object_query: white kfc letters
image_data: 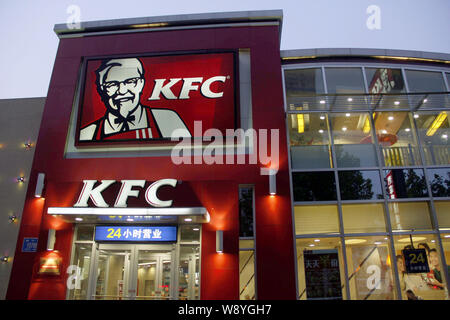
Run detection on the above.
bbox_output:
[74,179,177,208]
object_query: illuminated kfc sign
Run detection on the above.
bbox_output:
[76,52,236,144]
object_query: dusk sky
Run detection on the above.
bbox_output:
[1,0,449,99]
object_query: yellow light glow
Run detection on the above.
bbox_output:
[426,112,448,136]
[297,114,304,133]
[363,116,371,134]
[398,236,427,243]
[345,239,367,245]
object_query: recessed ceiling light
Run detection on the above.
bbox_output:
[398,236,427,243]
[345,239,367,245]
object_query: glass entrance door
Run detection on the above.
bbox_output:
[89,244,174,300]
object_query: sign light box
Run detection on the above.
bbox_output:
[95,225,177,242]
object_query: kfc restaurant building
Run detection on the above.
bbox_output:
[6,10,450,301]
[6,10,294,300]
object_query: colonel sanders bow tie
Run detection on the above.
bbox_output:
[114,115,136,132]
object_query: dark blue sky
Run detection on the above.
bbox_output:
[1,0,449,99]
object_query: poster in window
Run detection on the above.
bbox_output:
[303,249,342,300]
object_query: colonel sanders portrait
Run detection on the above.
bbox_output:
[79,58,191,141]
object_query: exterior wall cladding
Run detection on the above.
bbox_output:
[6,11,296,300]
[4,10,450,300]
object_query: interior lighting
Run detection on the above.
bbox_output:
[345,239,367,245]
[17,176,25,183]
[24,142,33,149]
[75,217,83,222]
[398,236,427,243]
[381,130,388,134]
[320,115,325,120]
[297,114,304,133]
[347,98,353,102]
[394,101,400,105]
[426,112,447,136]
[320,100,326,104]
[405,128,411,132]
[319,129,324,133]
[388,116,394,121]
[314,239,320,242]
[423,99,428,103]
[363,116,371,134]
[442,134,448,139]
[413,114,419,119]
[342,127,347,132]
[184,218,193,222]
[345,113,351,117]
[1,256,9,263]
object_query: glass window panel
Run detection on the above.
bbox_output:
[239,187,254,237]
[325,68,365,94]
[95,249,131,300]
[296,237,346,300]
[239,239,254,249]
[366,68,405,94]
[180,225,200,242]
[338,170,383,200]
[388,202,432,231]
[178,245,200,300]
[394,234,447,300]
[374,112,421,166]
[285,68,325,96]
[289,113,332,169]
[342,203,386,233]
[405,70,446,92]
[435,201,450,228]
[384,169,428,199]
[331,113,378,167]
[285,68,326,111]
[439,233,450,291]
[292,172,337,201]
[428,168,450,197]
[294,205,340,235]
[76,225,94,241]
[414,111,450,166]
[239,250,256,300]
[344,236,396,300]
[67,243,92,300]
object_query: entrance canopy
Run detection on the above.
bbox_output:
[47,207,210,224]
